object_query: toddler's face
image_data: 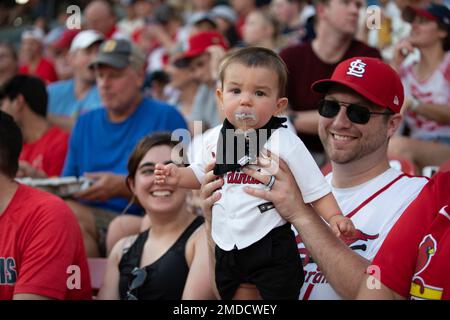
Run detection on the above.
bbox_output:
[217,63,287,130]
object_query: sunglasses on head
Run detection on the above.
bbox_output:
[318,99,394,125]
[126,267,147,300]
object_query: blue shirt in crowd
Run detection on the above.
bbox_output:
[47,79,101,118]
[62,97,188,214]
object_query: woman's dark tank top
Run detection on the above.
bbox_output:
[118,216,204,300]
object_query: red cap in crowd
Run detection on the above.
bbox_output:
[311,57,404,113]
[402,3,450,30]
[182,30,228,60]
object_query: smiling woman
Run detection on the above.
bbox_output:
[97,132,215,300]
[388,3,450,170]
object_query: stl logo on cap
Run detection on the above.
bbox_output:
[103,40,117,53]
[346,59,367,78]
[311,56,404,113]
[393,96,400,106]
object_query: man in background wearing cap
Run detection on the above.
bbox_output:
[203,57,429,299]
[280,0,381,163]
[62,39,187,257]
[176,30,228,131]
[18,28,58,84]
[0,75,69,178]
[47,30,104,132]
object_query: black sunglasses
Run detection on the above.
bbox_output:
[318,99,394,125]
[126,267,147,300]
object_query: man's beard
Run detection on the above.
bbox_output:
[320,129,388,165]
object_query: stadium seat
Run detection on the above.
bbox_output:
[388,156,418,176]
[421,159,450,177]
[88,258,107,298]
[422,166,439,177]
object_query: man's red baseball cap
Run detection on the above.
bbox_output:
[175,30,228,66]
[311,57,404,113]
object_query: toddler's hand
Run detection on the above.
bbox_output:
[329,215,356,238]
[154,163,180,186]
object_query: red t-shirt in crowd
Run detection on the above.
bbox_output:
[19,57,58,84]
[373,172,450,300]
[0,184,92,300]
[19,126,69,177]
[279,40,381,152]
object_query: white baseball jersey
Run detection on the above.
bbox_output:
[189,126,331,251]
[296,168,429,300]
[400,51,450,141]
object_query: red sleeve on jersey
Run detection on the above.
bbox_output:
[372,175,439,297]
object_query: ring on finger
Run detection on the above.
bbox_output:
[266,175,276,190]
